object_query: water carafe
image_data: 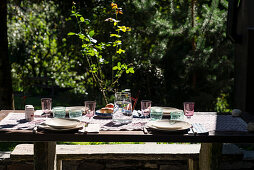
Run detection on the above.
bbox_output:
[113,92,132,124]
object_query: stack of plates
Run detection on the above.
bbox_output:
[38,118,82,131]
[160,107,183,115]
[146,119,191,132]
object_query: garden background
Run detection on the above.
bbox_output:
[1,0,234,150]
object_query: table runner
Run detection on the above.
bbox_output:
[0,113,147,131]
[0,112,248,132]
[184,114,247,132]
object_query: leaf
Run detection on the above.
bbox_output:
[116,49,125,54]
[117,62,121,67]
[78,34,85,40]
[113,66,118,70]
[80,17,85,22]
[89,30,95,37]
[110,34,121,38]
[67,32,76,36]
[128,67,134,73]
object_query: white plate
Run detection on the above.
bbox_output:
[155,107,183,115]
[147,120,191,131]
[44,118,81,129]
[38,123,83,131]
[66,106,86,113]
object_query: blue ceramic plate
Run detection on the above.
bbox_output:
[95,110,112,118]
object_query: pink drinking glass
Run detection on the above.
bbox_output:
[41,98,52,118]
[85,101,96,121]
[141,100,152,119]
[184,102,195,119]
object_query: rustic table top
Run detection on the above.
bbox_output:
[1,110,254,143]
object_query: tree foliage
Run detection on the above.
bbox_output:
[7,0,234,111]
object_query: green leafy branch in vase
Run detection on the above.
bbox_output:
[68,2,134,104]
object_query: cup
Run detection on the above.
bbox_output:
[184,102,195,118]
[52,106,66,118]
[170,111,184,121]
[85,101,96,119]
[113,92,132,124]
[41,98,52,117]
[150,107,163,120]
[69,109,82,119]
[141,100,152,118]
[25,105,34,121]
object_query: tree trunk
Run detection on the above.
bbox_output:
[0,0,14,110]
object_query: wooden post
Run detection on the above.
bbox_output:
[57,159,62,170]
[0,0,14,110]
[199,143,222,170]
[34,142,57,170]
[188,158,199,170]
[234,0,254,112]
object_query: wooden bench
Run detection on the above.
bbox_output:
[10,143,243,170]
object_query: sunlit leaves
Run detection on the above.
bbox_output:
[117,26,131,32]
[89,30,95,37]
[116,49,125,54]
[68,2,134,102]
[110,34,121,38]
[80,17,85,22]
[113,40,122,47]
[67,32,76,36]
[126,67,134,74]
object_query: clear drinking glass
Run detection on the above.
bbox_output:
[141,100,152,119]
[69,109,82,119]
[85,101,96,121]
[184,102,195,118]
[150,107,163,121]
[52,106,66,118]
[113,92,132,124]
[41,98,52,118]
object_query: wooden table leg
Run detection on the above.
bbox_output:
[199,143,222,170]
[34,142,57,170]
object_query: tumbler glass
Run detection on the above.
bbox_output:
[52,107,66,118]
[85,101,96,121]
[41,98,52,118]
[184,102,195,119]
[141,100,152,119]
[69,109,82,119]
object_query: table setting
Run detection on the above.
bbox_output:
[0,91,249,136]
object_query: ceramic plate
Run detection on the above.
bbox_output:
[66,106,86,113]
[95,110,112,118]
[154,107,183,115]
[147,120,191,131]
[44,118,81,129]
[38,123,82,131]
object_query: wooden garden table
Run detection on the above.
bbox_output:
[0,110,254,170]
